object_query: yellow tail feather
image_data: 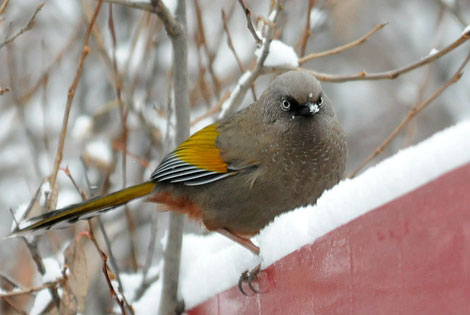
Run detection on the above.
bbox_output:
[12,181,156,236]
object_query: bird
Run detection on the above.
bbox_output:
[11,70,347,256]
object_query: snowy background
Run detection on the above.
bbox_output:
[0,0,469,313]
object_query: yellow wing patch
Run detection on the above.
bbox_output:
[174,123,228,173]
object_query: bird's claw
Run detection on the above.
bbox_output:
[238,264,261,296]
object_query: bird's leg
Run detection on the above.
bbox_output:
[216,228,262,295]
[216,228,259,255]
[238,263,261,296]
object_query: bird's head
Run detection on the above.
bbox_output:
[260,71,332,122]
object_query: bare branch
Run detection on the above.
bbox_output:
[222,9,246,73]
[222,9,257,101]
[299,23,387,64]
[438,0,468,26]
[158,0,189,314]
[220,0,283,117]
[300,30,470,82]
[0,0,10,14]
[0,279,64,298]
[238,0,262,44]
[86,227,132,315]
[194,0,221,99]
[297,0,316,57]
[349,50,470,178]
[191,90,231,126]
[49,0,104,201]
[103,0,155,13]
[0,2,45,50]
[151,0,181,37]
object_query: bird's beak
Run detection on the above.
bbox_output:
[298,102,320,116]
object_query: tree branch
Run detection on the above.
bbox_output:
[220,0,283,117]
[0,2,45,50]
[156,0,189,314]
[349,49,470,178]
[300,30,470,82]
[49,0,103,203]
[299,23,387,64]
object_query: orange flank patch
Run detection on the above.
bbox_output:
[147,192,203,223]
[174,124,228,173]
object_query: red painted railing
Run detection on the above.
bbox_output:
[188,163,470,315]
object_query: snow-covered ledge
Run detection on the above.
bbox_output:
[131,120,470,311]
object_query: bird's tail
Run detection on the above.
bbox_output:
[11,181,156,237]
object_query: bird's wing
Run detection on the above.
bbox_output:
[151,123,239,186]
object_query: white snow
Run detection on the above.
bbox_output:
[85,140,113,165]
[259,120,470,267]
[268,10,277,22]
[72,115,93,141]
[442,0,456,8]
[115,265,161,313]
[162,0,177,15]
[428,48,439,56]
[132,276,162,313]
[42,257,63,282]
[463,24,470,36]
[30,289,52,315]
[0,108,16,144]
[256,40,299,68]
[177,120,470,309]
[10,203,29,231]
[310,8,327,31]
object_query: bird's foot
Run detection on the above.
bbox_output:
[238,263,261,296]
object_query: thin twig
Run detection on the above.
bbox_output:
[15,25,80,105]
[49,0,103,202]
[238,0,262,44]
[194,0,221,99]
[0,279,64,298]
[8,182,62,308]
[103,0,156,14]
[299,23,386,64]
[349,50,470,178]
[150,0,181,37]
[438,0,468,26]
[300,30,470,82]
[191,90,230,126]
[220,0,283,117]
[297,0,315,57]
[78,157,134,314]
[0,2,45,50]
[221,9,257,101]
[86,226,131,315]
[61,166,87,200]
[222,9,246,73]
[0,0,10,15]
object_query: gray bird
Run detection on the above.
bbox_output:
[11,71,347,255]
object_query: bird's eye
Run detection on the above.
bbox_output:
[318,95,324,106]
[280,99,291,111]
